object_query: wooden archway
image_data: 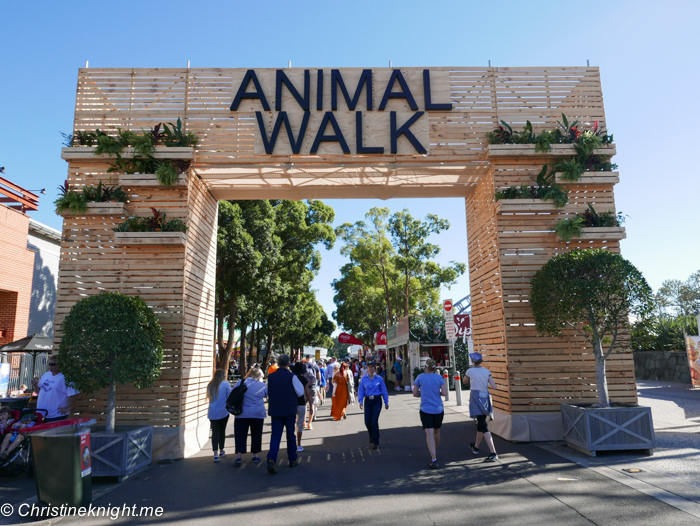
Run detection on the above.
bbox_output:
[57,66,632,457]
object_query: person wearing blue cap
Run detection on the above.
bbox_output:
[358,361,389,449]
[463,352,498,462]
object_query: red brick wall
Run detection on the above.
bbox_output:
[0,205,35,345]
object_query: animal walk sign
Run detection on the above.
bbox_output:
[230,68,453,156]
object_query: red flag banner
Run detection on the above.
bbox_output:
[338,333,365,346]
[375,332,387,345]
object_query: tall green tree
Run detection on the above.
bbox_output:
[388,209,466,317]
[336,208,400,321]
[530,249,654,407]
[215,200,278,373]
[656,270,700,316]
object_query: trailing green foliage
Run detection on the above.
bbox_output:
[530,248,654,406]
[154,161,180,186]
[54,181,128,214]
[494,165,569,207]
[59,292,164,433]
[113,208,188,233]
[554,204,625,241]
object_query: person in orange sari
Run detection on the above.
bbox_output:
[331,362,352,420]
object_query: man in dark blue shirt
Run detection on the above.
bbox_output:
[358,361,389,449]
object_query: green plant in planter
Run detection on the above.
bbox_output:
[494,166,569,207]
[59,292,164,433]
[113,208,188,233]
[155,161,180,186]
[554,204,625,241]
[530,249,653,407]
[54,183,87,214]
[162,118,199,147]
[55,182,129,215]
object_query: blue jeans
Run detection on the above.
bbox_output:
[267,415,297,463]
[364,398,383,445]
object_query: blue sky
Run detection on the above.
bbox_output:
[2,1,698,333]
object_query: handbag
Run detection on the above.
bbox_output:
[226,380,247,416]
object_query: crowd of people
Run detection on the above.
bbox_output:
[206,351,499,472]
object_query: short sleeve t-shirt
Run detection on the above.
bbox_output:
[466,367,492,393]
[394,362,402,376]
[413,372,445,414]
[37,372,79,419]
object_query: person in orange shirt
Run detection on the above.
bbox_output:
[267,357,279,376]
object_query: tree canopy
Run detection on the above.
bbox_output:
[334,207,465,339]
[59,292,163,432]
[530,249,653,407]
[216,199,336,371]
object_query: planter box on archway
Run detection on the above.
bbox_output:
[496,199,561,213]
[487,144,616,158]
[61,147,195,161]
[118,174,188,188]
[555,172,620,185]
[561,403,655,457]
[579,227,626,241]
[114,232,187,246]
[60,202,127,217]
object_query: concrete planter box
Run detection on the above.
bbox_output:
[90,425,153,481]
[561,403,655,457]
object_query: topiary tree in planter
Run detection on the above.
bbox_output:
[59,292,164,433]
[530,248,653,407]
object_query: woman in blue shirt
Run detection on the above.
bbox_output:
[358,361,389,449]
[412,359,448,469]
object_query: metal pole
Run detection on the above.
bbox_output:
[443,368,450,402]
[455,367,463,406]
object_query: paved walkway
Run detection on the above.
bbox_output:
[2,382,699,525]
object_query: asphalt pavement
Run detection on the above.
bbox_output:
[1,382,699,525]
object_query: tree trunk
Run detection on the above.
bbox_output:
[239,319,248,374]
[262,332,274,376]
[594,337,610,407]
[404,268,410,317]
[106,380,117,434]
[255,324,262,363]
[218,296,237,372]
[248,321,257,366]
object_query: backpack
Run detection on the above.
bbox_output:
[304,364,318,387]
[226,380,247,416]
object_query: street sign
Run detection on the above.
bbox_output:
[443,299,455,340]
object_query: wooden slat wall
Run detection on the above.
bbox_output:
[492,157,635,413]
[180,176,218,425]
[55,162,191,426]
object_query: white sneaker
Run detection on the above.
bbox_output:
[297,445,304,452]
